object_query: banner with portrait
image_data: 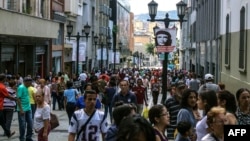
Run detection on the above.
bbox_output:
[154,28,176,47]
[154,28,177,53]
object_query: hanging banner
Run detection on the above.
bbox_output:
[116,52,120,64]
[108,49,113,63]
[97,48,107,60]
[72,41,76,61]
[110,52,120,63]
[79,42,86,61]
[155,28,177,53]
[72,41,86,61]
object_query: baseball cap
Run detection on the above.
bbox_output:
[204,74,214,80]
[24,77,33,82]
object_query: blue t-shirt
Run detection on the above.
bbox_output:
[64,88,77,103]
[75,96,101,109]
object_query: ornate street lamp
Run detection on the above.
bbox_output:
[147,0,187,104]
[148,0,158,21]
[67,22,91,75]
[176,1,187,28]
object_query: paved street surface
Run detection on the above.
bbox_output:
[0,90,170,141]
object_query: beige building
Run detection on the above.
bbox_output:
[0,0,63,77]
[220,0,250,93]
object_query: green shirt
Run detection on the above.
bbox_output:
[17,84,31,111]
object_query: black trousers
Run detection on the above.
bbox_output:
[0,110,11,136]
[66,102,76,124]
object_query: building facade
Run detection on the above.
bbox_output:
[0,0,62,78]
[220,0,250,93]
[182,0,221,83]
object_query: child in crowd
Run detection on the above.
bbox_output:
[175,121,192,141]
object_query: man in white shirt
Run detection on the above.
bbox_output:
[78,71,88,94]
[68,90,108,141]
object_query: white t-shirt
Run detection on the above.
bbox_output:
[34,104,50,131]
[68,109,108,141]
[196,116,208,141]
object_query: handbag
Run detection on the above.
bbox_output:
[50,112,59,130]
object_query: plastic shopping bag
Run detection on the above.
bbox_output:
[142,106,149,119]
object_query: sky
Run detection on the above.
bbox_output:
[129,0,181,15]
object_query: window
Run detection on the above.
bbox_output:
[7,0,16,11]
[239,7,247,71]
[52,24,63,45]
[225,14,230,68]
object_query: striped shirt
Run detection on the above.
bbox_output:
[165,95,181,139]
[4,87,16,110]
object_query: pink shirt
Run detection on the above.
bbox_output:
[37,85,51,105]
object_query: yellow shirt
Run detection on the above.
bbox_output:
[28,86,37,104]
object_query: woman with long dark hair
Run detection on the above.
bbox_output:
[176,89,198,141]
[217,90,237,125]
[196,90,218,141]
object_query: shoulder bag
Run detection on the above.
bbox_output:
[50,112,59,130]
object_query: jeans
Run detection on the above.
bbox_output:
[0,110,11,136]
[152,91,159,105]
[52,92,60,110]
[18,110,33,141]
[30,104,36,119]
[104,104,112,123]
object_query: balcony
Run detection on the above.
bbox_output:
[65,0,80,16]
[0,9,59,38]
[52,11,66,23]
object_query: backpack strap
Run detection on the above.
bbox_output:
[99,111,106,132]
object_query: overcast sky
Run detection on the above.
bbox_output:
[129,0,181,15]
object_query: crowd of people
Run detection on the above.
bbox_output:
[0,68,250,141]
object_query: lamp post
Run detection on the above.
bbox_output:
[93,35,98,69]
[118,41,122,69]
[93,34,112,72]
[107,37,112,69]
[114,41,122,72]
[148,0,187,104]
[67,22,91,75]
[100,36,104,72]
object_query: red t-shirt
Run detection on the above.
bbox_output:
[0,83,9,110]
[132,86,146,104]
